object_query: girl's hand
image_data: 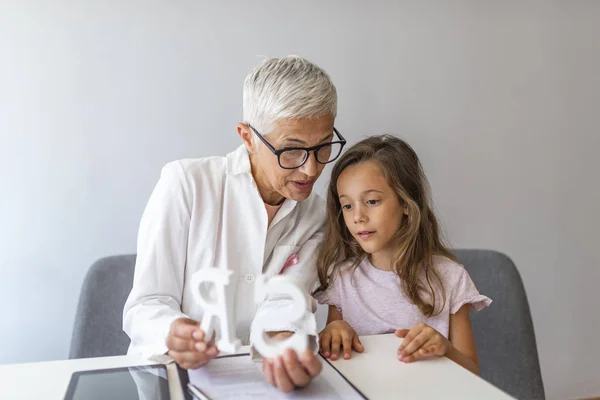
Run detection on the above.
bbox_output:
[395,323,451,363]
[318,320,364,360]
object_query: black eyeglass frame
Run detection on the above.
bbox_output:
[248,124,347,170]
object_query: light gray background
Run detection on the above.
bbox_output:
[1,1,598,399]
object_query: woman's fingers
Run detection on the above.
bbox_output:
[169,349,214,369]
[282,349,311,387]
[262,349,322,392]
[272,356,295,393]
[166,319,220,370]
[299,350,323,378]
[263,359,275,386]
[166,334,195,352]
[171,318,202,340]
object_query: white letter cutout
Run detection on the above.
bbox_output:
[250,274,310,358]
[190,267,240,353]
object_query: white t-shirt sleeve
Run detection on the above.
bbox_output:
[450,267,492,314]
[314,271,344,314]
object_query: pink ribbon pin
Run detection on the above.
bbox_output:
[279,253,299,274]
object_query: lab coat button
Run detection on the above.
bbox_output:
[243,273,255,283]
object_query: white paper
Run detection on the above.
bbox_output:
[188,354,363,400]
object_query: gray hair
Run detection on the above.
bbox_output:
[243,55,337,137]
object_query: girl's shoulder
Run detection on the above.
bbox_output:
[314,258,361,305]
[432,255,492,313]
[432,255,468,285]
[332,258,358,276]
[327,258,365,283]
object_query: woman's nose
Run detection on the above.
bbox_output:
[298,152,319,177]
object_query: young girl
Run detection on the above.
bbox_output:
[314,135,491,375]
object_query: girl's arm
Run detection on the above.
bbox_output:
[446,304,480,375]
[326,305,343,324]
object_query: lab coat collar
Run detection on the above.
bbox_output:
[226,145,300,218]
[227,144,252,176]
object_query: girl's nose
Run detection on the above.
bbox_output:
[353,207,367,224]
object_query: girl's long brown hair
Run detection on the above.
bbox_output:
[315,135,456,316]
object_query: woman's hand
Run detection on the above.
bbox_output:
[395,323,451,363]
[319,320,364,360]
[165,318,220,369]
[262,348,323,393]
[260,331,322,393]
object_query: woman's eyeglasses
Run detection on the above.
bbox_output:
[249,125,346,170]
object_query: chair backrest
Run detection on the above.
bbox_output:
[69,255,136,359]
[454,249,545,400]
[69,250,545,399]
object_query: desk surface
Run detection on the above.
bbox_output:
[329,334,513,399]
[0,334,513,400]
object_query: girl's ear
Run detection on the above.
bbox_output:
[403,205,409,215]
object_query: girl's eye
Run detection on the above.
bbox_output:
[341,204,352,210]
[366,199,380,205]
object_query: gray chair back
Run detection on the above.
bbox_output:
[455,249,545,400]
[69,255,136,359]
[69,250,544,399]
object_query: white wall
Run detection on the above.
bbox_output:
[1,1,598,398]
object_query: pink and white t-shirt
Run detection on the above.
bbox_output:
[314,256,492,338]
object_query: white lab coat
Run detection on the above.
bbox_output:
[123,145,325,357]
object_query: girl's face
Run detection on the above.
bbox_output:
[337,160,405,265]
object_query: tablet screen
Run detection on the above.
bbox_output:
[63,364,170,400]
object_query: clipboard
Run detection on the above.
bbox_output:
[176,352,367,399]
[176,354,249,400]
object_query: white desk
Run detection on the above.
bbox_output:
[0,334,513,399]
[330,334,513,399]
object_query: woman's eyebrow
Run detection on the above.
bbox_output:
[282,132,334,146]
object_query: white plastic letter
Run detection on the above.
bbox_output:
[250,274,310,358]
[190,267,241,353]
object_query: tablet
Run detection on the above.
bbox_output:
[63,364,170,400]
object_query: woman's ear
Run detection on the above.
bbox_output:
[237,123,255,153]
[403,204,409,215]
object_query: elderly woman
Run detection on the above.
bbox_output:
[123,56,345,392]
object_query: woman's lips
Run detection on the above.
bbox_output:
[292,180,314,191]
